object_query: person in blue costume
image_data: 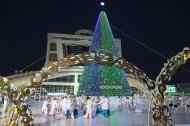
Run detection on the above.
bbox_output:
[96,96,103,115]
[98,96,109,118]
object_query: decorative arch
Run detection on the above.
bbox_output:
[0,47,189,126]
[150,47,190,126]
[30,87,48,101]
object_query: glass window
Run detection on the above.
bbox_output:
[42,85,74,95]
[80,33,91,36]
[50,43,57,51]
[45,75,75,83]
[67,45,89,55]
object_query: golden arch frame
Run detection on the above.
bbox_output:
[0,47,190,126]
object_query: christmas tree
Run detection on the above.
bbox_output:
[77,11,132,96]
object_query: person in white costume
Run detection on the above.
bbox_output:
[124,96,131,112]
[57,97,62,112]
[91,97,98,116]
[118,96,123,111]
[41,97,50,115]
[134,95,143,112]
[81,96,86,111]
[81,96,87,115]
[49,97,58,116]
[84,96,93,119]
[60,96,67,118]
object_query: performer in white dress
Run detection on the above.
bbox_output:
[49,97,58,116]
[60,96,67,117]
[84,96,93,119]
[118,96,123,111]
[42,97,50,115]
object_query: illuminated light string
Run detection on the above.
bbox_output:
[111,24,190,73]
[20,56,46,71]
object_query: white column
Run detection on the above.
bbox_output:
[56,42,64,60]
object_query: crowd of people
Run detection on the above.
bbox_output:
[1,93,190,120]
[41,94,148,119]
[165,95,190,110]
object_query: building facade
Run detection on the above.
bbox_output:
[42,29,123,95]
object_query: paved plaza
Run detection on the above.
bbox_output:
[1,102,190,126]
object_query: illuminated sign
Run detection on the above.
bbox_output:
[166,85,176,92]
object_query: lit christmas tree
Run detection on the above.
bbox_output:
[77,11,132,96]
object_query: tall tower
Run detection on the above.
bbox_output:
[78,11,132,96]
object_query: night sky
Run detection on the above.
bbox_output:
[0,0,190,83]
